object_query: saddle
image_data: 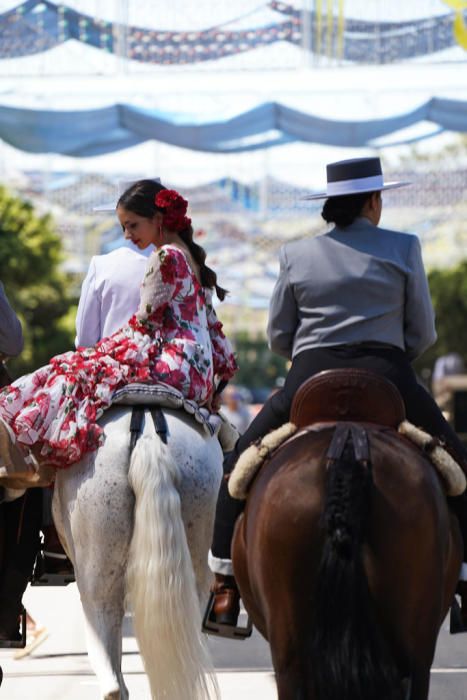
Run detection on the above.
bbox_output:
[112,382,239,451]
[228,369,465,499]
[290,368,405,429]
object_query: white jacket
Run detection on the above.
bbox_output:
[75,247,149,347]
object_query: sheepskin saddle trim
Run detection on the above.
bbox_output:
[398,420,466,496]
[228,418,467,501]
[228,422,298,500]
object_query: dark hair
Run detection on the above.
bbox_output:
[321,191,377,228]
[118,179,227,301]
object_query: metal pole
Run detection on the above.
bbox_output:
[301,0,313,68]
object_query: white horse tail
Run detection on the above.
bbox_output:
[126,429,219,700]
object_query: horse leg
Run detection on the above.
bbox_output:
[407,663,431,700]
[178,463,220,607]
[54,458,133,700]
[275,664,308,700]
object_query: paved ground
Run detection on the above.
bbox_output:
[1,583,467,699]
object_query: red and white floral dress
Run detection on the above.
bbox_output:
[0,245,237,468]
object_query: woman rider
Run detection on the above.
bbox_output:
[208,156,467,630]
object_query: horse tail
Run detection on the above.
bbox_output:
[125,429,219,700]
[309,432,403,700]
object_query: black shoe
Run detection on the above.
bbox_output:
[0,609,26,648]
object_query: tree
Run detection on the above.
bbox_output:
[0,186,76,377]
[413,262,467,375]
[232,332,288,395]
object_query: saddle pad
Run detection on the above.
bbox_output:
[112,382,239,449]
[228,422,298,500]
[228,419,466,500]
[399,420,466,496]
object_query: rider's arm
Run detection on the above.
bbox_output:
[267,246,298,360]
[404,235,437,361]
[75,257,102,348]
[0,282,23,357]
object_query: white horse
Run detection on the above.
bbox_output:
[52,403,223,700]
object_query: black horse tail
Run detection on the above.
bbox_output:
[309,432,403,700]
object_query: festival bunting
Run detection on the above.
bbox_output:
[0,98,465,156]
[0,0,464,65]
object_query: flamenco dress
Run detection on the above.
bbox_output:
[0,245,237,468]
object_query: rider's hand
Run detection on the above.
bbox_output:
[206,393,222,413]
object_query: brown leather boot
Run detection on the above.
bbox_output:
[211,573,240,626]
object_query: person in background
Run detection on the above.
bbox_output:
[0,282,23,360]
[432,352,467,423]
[75,243,149,348]
[220,385,252,434]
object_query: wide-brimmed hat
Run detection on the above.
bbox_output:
[304,157,410,200]
[93,178,161,212]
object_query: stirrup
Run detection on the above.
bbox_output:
[0,608,26,649]
[201,591,253,640]
[30,550,75,587]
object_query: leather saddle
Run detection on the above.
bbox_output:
[290,368,406,429]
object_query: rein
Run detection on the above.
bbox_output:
[129,406,168,453]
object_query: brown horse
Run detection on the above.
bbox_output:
[232,370,462,700]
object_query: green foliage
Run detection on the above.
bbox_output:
[233,332,288,390]
[0,186,77,377]
[414,261,467,373]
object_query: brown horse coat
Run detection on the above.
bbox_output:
[232,425,462,700]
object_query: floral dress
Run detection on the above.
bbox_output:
[0,245,237,468]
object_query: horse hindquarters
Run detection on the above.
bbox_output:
[125,425,218,700]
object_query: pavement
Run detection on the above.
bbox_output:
[0,583,467,699]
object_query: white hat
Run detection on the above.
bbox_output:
[304,158,410,200]
[93,178,161,212]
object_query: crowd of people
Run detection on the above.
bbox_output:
[1,158,467,649]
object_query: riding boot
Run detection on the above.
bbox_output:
[210,573,240,626]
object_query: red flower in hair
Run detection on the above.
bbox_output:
[155,189,192,232]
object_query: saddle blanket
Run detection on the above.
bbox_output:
[112,382,239,450]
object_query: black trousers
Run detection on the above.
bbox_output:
[211,345,467,561]
[0,489,42,636]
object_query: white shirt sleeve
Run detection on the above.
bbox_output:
[75,258,102,348]
[0,282,23,357]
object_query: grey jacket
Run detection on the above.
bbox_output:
[0,282,23,357]
[267,217,436,362]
